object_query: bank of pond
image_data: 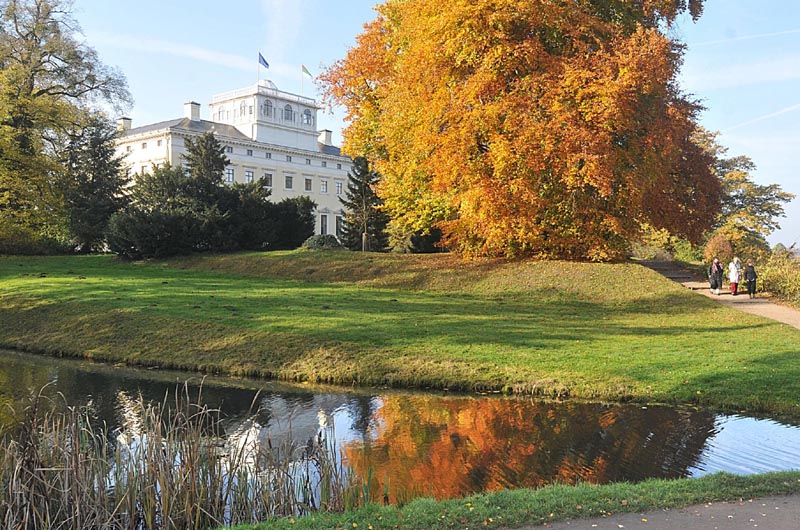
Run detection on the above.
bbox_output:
[1,349,799,529]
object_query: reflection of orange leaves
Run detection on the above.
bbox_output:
[343,397,715,502]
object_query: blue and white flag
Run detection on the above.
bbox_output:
[258,52,269,69]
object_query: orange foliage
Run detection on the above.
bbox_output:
[320,0,719,260]
[340,396,714,502]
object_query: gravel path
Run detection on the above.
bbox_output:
[524,495,800,529]
[640,260,800,330]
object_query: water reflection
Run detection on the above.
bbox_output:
[342,397,717,501]
[1,349,799,504]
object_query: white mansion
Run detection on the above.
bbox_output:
[116,80,352,237]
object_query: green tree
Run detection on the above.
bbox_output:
[0,0,129,239]
[339,156,389,251]
[271,196,316,250]
[182,132,230,203]
[62,114,129,252]
[695,129,795,255]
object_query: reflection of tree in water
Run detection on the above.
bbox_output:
[343,397,717,502]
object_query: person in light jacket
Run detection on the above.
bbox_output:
[728,256,742,295]
[708,257,724,295]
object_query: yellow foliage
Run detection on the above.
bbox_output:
[319,0,719,260]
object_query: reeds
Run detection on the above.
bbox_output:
[0,383,369,530]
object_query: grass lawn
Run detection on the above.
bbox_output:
[1,250,799,417]
[233,471,800,530]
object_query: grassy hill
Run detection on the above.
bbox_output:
[1,250,799,417]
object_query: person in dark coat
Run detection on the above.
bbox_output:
[744,259,758,299]
[708,257,724,296]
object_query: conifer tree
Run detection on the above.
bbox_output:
[62,114,130,252]
[339,156,389,251]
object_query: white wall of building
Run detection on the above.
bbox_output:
[116,82,352,238]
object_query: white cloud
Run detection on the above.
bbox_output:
[92,32,253,72]
[682,53,800,92]
[723,103,800,132]
[693,28,800,47]
[260,0,306,62]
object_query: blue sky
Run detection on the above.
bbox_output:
[73,0,798,247]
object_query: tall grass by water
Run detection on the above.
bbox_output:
[0,384,368,530]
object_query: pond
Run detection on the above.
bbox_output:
[1,349,799,503]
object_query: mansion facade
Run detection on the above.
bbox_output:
[116,80,352,238]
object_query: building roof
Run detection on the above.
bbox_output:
[123,118,344,157]
[123,118,252,141]
[318,143,341,156]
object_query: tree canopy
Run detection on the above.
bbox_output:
[0,0,130,241]
[320,0,719,260]
[694,129,794,255]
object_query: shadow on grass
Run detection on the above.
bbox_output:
[2,255,800,412]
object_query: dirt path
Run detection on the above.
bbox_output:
[641,260,800,330]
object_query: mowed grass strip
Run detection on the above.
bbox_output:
[1,251,799,417]
[232,471,800,530]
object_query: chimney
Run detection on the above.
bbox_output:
[318,129,333,146]
[117,117,132,131]
[184,101,201,121]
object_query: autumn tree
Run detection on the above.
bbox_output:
[692,130,794,255]
[320,0,718,260]
[339,156,389,251]
[0,0,129,243]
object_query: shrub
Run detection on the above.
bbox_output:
[758,249,800,305]
[672,239,702,264]
[106,209,200,259]
[302,234,342,250]
[0,223,68,255]
[703,232,734,265]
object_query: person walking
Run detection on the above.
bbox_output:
[744,259,758,299]
[728,256,742,295]
[708,257,724,295]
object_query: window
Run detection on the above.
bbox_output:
[285,175,293,189]
[265,152,272,159]
[337,163,342,170]
[248,105,254,115]
[245,170,254,183]
[320,214,328,235]
[286,155,292,162]
[320,180,328,193]
[247,149,253,156]
[283,104,293,121]
[335,181,343,195]
[302,109,313,125]
[239,102,246,117]
[335,216,344,239]
[264,173,273,187]
[321,161,327,168]
[141,142,147,149]
[126,145,132,153]
[264,100,273,117]
[225,146,233,153]
[141,165,148,174]
[304,177,312,192]
[305,158,311,165]
[226,168,234,183]
[157,139,163,147]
